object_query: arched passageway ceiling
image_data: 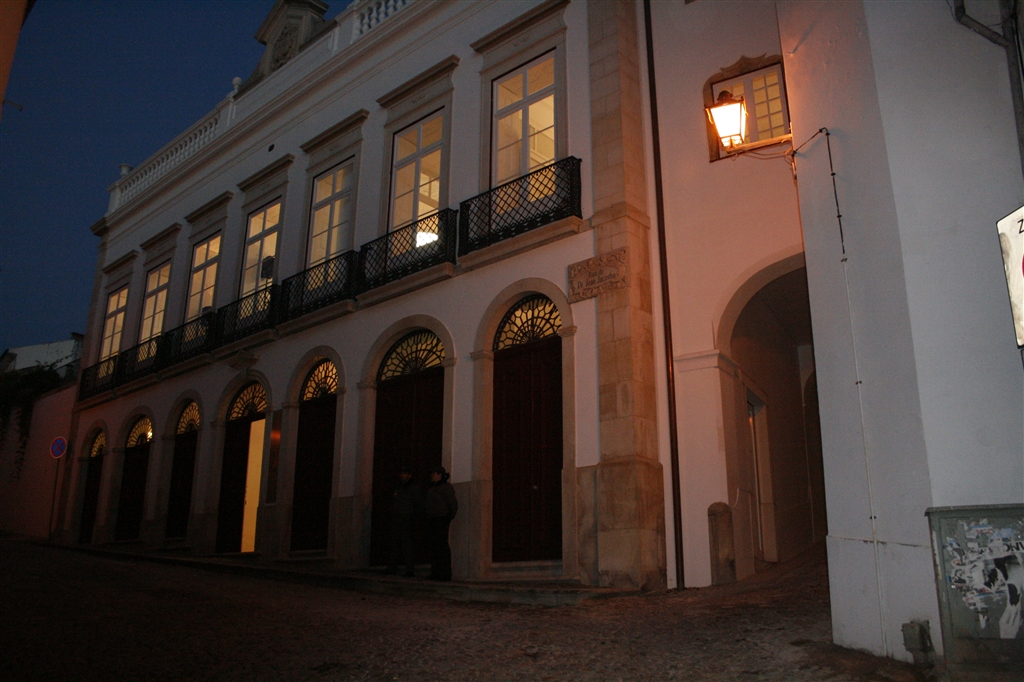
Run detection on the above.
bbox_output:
[750,268,813,346]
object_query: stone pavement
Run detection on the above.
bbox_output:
[0,537,933,681]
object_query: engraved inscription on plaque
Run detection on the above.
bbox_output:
[568,248,628,303]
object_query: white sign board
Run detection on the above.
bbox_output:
[996,205,1024,348]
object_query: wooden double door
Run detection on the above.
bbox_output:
[165,431,197,540]
[492,335,562,562]
[291,394,336,551]
[115,442,150,541]
[369,366,443,566]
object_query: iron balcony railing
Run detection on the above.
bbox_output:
[357,208,458,293]
[79,357,118,399]
[458,157,582,257]
[218,285,279,347]
[161,312,218,366]
[117,339,160,385]
[280,250,358,323]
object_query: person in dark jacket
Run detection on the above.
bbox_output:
[424,465,457,581]
[387,468,423,577]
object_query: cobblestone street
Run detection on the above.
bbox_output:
[1,538,926,681]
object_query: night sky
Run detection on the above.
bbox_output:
[0,0,350,352]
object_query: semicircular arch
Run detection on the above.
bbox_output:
[285,345,346,405]
[216,371,273,423]
[360,315,456,385]
[474,278,573,354]
[163,390,206,438]
[714,247,805,356]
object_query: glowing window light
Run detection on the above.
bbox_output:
[707,90,747,150]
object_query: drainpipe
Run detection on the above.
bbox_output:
[642,0,685,589]
[954,0,1024,177]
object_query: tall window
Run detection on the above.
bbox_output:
[493,54,556,185]
[242,202,280,297]
[100,287,129,360]
[139,263,171,347]
[186,235,220,321]
[309,162,354,266]
[391,113,443,241]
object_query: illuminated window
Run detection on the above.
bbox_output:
[309,162,354,266]
[186,234,220,321]
[377,330,445,382]
[126,416,154,448]
[390,113,443,241]
[100,287,129,361]
[241,202,281,297]
[139,263,171,347]
[493,295,562,352]
[493,54,556,185]
[705,59,791,160]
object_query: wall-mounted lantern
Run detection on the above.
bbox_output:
[707,90,747,150]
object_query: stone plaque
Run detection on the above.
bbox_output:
[568,248,628,303]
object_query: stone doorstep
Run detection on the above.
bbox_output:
[55,543,638,606]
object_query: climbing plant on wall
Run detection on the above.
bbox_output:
[0,366,64,480]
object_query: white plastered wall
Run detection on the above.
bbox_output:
[778,0,1023,661]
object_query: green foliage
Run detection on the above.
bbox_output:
[0,366,64,480]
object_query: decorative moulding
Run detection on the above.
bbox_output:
[184,191,234,233]
[703,54,785,162]
[470,0,568,55]
[568,247,628,303]
[238,154,295,195]
[141,223,181,266]
[102,251,139,288]
[300,109,369,154]
[376,55,460,112]
[458,216,586,273]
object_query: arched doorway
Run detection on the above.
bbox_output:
[370,331,445,566]
[115,417,153,541]
[78,431,106,544]
[291,360,338,552]
[728,266,826,574]
[492,295,563,562]
[216,382,267,553]
[165,401,200,540]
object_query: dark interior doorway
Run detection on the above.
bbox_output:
[291,360,338,552]
[370,331,445,566]
[115,418,152,541]
[78,432,106,544]
[165,402,200,540]
[492,295,563,563]
[216,383,266,553]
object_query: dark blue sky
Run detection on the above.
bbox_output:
[0,0,349,352]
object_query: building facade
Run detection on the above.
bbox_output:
[54,0,1022,667]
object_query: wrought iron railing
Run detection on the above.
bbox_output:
[280,251,358,323]
[161,313,218,367]
[117,340,160,385]
[458,157,582,257]
[79,357,118,399]
[218,286,279,346]
[358,209,458,293]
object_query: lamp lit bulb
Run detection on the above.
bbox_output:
[708,90,747,150]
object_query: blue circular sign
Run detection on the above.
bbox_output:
[50,437,67,459]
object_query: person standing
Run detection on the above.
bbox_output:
[388,468,422,577]
[424,465,457,581]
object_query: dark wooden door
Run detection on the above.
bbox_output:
[370,366,443,566]
[165,431,197,539]
[492,335,562,562]
[78,456,103,544]
[216,418,254,553]
[115,442,150,541]
[291,394,336,551]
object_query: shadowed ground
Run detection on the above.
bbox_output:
[1,537,928,681]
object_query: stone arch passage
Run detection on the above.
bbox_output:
[216,382,267,553]
[728,266,825,575]
[369,330,445,566]
[78,430,106,544]
[115,416,154,541]
[492,294,563,562]
[291,359,338,552]
[165,401,201,539]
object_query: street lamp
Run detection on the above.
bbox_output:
[707,90,747,150]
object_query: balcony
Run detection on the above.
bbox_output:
[357,209,457,293]
[80,159,588,403]
[458,157,582,258]
[280,251,357,323]
[217,286,278,348]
